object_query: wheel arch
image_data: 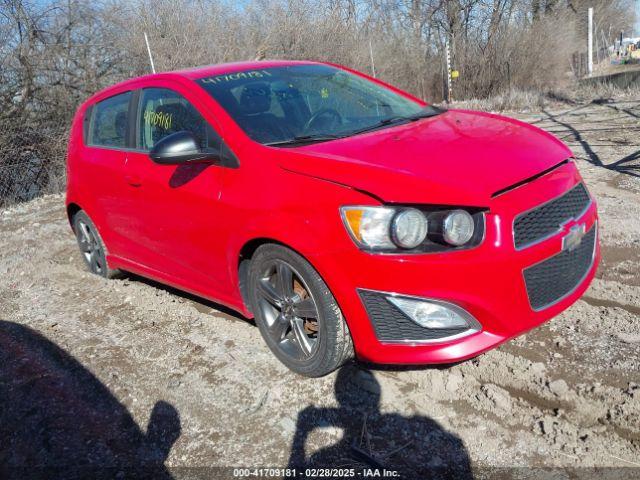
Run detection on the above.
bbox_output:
[236,236,354,375]
[237,237,301,314]
[66,202,82,229]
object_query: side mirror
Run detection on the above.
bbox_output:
[149,131,218,165]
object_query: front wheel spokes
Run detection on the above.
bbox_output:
[291,317,314,357]
[275,262,294,299]
[292,297,318,319]
[258,278,283,307]
[258,259,319,360]
[268,313,290,341]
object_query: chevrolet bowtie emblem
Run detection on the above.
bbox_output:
[562,223,586,252]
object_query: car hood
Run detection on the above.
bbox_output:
[278,109,572,205]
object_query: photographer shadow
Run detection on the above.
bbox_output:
[0,320,180,479]
[288,365,473,479]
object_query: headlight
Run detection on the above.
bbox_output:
[341,206,428,250]
[341,205,482,253]
[443,209,474,246]
[341,206,396,249]
[391,208,428,249]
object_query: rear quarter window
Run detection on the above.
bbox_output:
[87,92,132,148]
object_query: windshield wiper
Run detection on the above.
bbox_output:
[265,106,447,146]
[345,116,410,136]
[265,134,343,147]
[407,105,447,120]
[343,105,447,138]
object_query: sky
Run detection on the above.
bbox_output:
[636,0,640,35]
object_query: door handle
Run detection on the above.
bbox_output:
[125,174,142,187]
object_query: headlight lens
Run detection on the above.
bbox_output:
[341,206,396,249]
[443,209,475,246]
[391,208,428,249]
[341,205,481,252]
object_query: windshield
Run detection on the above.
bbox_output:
[196,64,426,145]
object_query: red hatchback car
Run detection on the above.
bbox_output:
[66,60,599,376]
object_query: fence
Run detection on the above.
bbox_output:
[0,122,68,209]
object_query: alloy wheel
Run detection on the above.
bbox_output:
[256,259,320,360]
[76,220,105,275]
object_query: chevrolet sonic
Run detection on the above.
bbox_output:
[66,60,599,376]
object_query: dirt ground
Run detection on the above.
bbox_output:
[1,98,639,479]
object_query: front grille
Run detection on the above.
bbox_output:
[514,183,591,249]
[523,225,596,310]
[358,290,469,342]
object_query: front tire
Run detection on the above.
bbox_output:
[248,244,353,377]
[72,210,120,279]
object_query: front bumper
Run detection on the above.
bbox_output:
[311,161,599,365]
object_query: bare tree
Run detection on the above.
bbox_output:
[0,0,636,206]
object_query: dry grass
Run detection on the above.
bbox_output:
[448,89,550,112]
[449,83,640,113]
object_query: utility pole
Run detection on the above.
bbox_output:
[445,40,452,103]
[620,31,624,53]
[587,7,593,75]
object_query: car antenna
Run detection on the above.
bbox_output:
[144,32,156,74]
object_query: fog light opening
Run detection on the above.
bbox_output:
[387,296,477,330]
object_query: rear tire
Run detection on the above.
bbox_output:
[248,244,353,377]
[72,210,121,279]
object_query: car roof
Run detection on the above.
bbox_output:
[175,59,322,80]
[85,59,325,105]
